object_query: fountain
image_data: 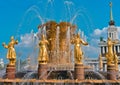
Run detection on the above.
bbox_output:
[0,20,119,85]
[0,0,120,85]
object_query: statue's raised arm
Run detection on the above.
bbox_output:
[81,39,88,46]
[2,42,8,49]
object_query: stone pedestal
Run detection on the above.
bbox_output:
[116,70,119,79]
[74,63,84,80]
[107,64,116,80]
[6,64,16,79]
[38,64,48,79]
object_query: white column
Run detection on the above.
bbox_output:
[106,47,108,53]
[105,64,107,71]
[118,46,120,53]
[96,63,99,71]
[101,47,103,54]
[119,65,120,71]
[92,64,94,71]
[114,45,116,52]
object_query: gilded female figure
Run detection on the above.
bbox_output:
[2,36,18,65]
[106,37,117,65]
[71,33,88,64]
[38,34,49,64]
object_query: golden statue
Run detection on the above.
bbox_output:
[2,36,18,66]
[71,33,88,64]
[113,51,118,71]
[106,37,118,65]
[99,54,103,71]
[38,34,49,64]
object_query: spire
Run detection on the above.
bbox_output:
[110,2,113,21]
[109,1,115,25]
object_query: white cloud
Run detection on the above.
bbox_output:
[16,31,39,64]
[64,1,74,5]
[17,32,38,47]
[83,27,107,58]
[94,29,102,35]
[83,44,100,58]
[93,27,107,37]
[82,38,100,58]
[21,34,33,44]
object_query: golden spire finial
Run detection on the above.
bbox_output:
[109,1,113,21]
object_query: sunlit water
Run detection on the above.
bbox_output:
[0,0,110,84]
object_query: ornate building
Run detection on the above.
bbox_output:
[99,2,120,71]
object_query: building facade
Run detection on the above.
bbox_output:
[99,2,120,71]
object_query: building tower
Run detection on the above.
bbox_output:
[107,2,118,40]
[99,2,120,71]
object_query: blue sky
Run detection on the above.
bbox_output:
[0,0,120,63]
